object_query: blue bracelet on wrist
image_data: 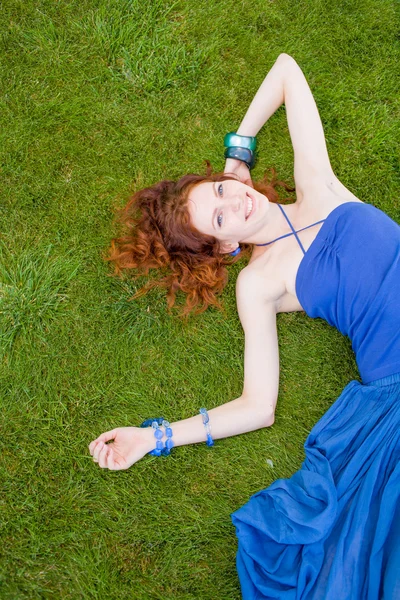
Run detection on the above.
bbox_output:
[224,132,257,152]
[224,131,257,170]
[140,417,174,456]
[224,146,256,169]
[200,408,214,447]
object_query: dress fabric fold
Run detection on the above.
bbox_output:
[232,375,400,600]
[232,203,400,599]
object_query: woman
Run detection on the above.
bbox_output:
[89,54,400,599]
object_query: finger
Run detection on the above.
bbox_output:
[243,172,253,187]
[94,429,118,445]
[92,441,104,463]
[88,440,97,455]
[89,439,102,455]
[89,429,118,455]
[98,443,110,469]
[108,453,126,471]
[97,429,118,443]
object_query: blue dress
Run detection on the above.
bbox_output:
[232,202,400,599]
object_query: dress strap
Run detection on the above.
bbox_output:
[277,204,307,254]
[256,204,325,253]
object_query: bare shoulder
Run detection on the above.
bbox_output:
[236,264,285,324]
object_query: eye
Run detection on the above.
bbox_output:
[217,183,223,197]
[217,212,223,228]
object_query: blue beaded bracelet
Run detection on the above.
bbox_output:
[140,417,174,456]
[199,408,214,447]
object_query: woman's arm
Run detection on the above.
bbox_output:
[172,270,280,444]
[89,269,281,470]
[226,54,335,195]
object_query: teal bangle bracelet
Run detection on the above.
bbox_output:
[224,146,256,169]
[224,132,257,152]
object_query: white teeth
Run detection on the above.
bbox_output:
[246,197,253,219]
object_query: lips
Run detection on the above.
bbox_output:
[245,192,255,220]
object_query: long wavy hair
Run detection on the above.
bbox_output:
[108,168,293,314]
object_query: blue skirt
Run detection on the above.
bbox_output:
[232,374,400,599]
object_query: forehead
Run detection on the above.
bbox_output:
[188,181,215,208]
[187,181,215,231]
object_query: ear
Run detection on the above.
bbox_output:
[219,242,239,255]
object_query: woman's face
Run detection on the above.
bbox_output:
[187,180,270,252]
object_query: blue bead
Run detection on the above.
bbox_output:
[141,417,165,429]
[200,408,214,447]
[155,428,163,440]
[200,408,209,424]
[142,417,174,457]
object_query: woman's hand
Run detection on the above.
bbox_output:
[224,158,253,187]
[89,427,153,470]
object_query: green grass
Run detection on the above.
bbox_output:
[1,0,399,597]
[0,243,80,353]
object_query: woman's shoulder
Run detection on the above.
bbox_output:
[236,263,286,306]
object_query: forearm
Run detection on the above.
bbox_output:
[141,396,273,452]
[236,53,294,137]
[170,396,274,447]
[89,396,274,471]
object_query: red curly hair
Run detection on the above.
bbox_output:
[108,168,293,314]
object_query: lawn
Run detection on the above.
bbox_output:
[1,0,399,598]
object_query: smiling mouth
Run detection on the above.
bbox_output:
[245,193,255,220]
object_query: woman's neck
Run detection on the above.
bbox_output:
[241,201,298,246]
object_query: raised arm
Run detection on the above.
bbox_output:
[225,54,335,195]
[89,269,280,470]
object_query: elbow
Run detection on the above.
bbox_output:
[262,410,275,428]
[242,396,276,429]
[252,404,275,428]
[277,53,295,66]
[243,395,276,428]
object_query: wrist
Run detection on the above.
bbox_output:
[139,419,175,457]
[224,131,257,170]
[140,427,157,453]
[225,157,245,169]
[224,146,255,169]
[236,127,257,137]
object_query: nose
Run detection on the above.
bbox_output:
[230,196,242,213]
